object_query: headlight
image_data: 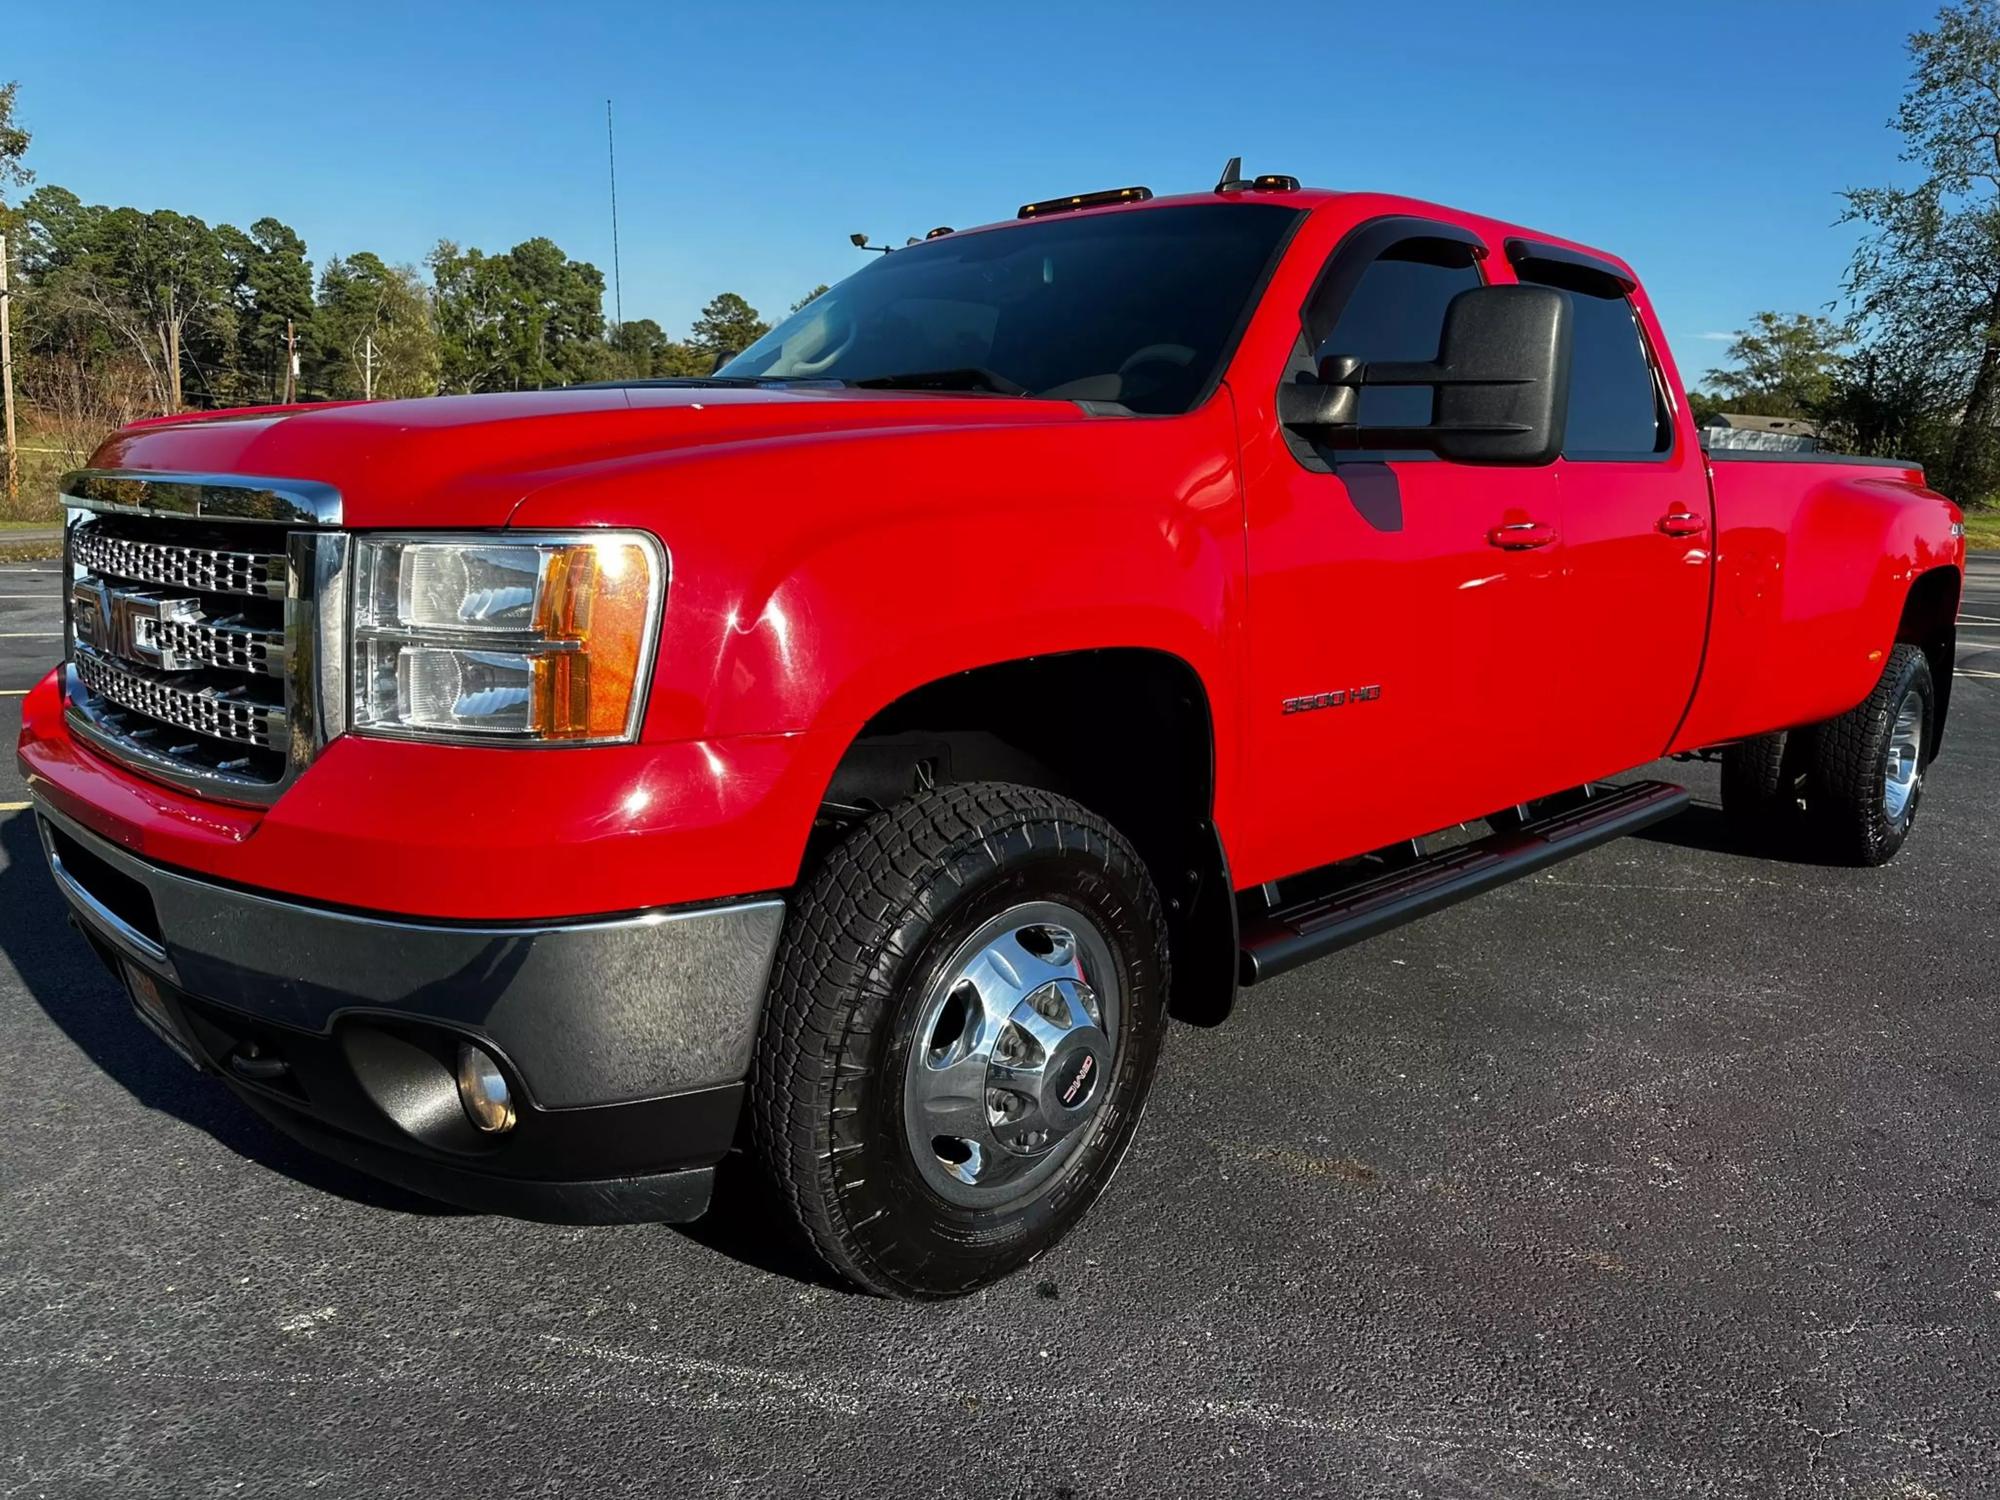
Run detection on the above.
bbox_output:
[350,532,664,743]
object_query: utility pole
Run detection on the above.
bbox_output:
[0,234,16,506]
[364,333,376,401]
[283,318,298,404]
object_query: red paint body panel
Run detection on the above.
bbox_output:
[18,668,826,917]
[1671,458,1961,749]
[18,188,1967,921]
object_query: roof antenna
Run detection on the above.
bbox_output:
[606,100,623,325]
[1215,156,1248,193]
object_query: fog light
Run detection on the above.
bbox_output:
[455,1042,516,1133]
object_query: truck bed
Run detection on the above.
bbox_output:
[1671,449,1958,752]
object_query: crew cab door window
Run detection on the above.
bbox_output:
[1513,267,1670,459]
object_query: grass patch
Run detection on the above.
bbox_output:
[0,540,61,562]
[3,444,70,527]
[1963,508,2000,552]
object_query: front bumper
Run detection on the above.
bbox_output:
[35,801,786,1223]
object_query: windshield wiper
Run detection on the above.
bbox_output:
[849,367,1029,396]
[572,375,783,390]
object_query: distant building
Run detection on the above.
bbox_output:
[1701,413,1820,453]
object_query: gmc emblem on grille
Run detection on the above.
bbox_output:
[70,579,202,670]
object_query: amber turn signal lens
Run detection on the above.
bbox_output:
[538,540,657,740]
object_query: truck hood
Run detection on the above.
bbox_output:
[87,385,1097,528]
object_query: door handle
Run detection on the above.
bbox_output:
[1657,509,1707,538]
[1486,521,1558,551]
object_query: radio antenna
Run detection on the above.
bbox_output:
[606,99,624,326]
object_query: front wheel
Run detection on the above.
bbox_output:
[751,782,1170,1299]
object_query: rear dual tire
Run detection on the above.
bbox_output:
[1804,643,1933,866]
[1720,643,1933,867]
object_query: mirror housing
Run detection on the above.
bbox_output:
[1279,284,1573,465]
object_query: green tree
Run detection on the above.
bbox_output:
[608,316,670,374]
[0,79,31,228]
[605,318,710,378]
[1704,312,1849,418]
[1819,337,1968,469]
[220,217,315,403]
[1683,387,1730,427]
[791,284,830,313]
[29,200,230,412]
[316,252,438,399]
[431,236,606,392]
[14,186,113,381]
[1843,0,2000,497]
[688,292,768,361]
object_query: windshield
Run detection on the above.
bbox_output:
[717,203,1301,414]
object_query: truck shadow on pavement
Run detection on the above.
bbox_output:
[673,1157,859,1292]
[1630,798,1860,868]
[0,812,459,1218]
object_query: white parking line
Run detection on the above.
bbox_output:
[1957,668,2000,680]
[0,632,58,639]
[0,801,28,812]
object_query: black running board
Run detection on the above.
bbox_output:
[1238,780,1689,985]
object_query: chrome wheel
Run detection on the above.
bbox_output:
[902,901,1120,1209]
[1884,690,1923,824]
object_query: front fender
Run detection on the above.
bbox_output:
[510,402,1250,831]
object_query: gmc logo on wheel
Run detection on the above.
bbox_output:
[1060,1053,1095,1106]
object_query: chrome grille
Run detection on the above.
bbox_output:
[153,616,285,677]
[71,527,286,600]
[60,470,345,804]
[74,650,288,751]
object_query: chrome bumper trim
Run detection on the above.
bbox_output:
[37,814,171,974]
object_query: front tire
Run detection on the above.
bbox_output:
[752,782,1170,1299]
[1804,643,1934,866]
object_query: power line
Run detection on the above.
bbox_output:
[606,99,623,327]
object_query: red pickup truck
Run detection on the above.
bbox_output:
[19,171,1966,1299]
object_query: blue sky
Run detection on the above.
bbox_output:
[8,1,1939,377]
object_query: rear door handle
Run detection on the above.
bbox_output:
[1486,521,1558,551]
[1657,509,1707,538]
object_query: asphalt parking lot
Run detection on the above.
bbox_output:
[1,554,1997,1499]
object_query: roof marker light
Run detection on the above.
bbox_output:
[1017,186,1153,220]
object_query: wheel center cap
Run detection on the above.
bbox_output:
[1047,1039,1104,1114]
[982,980,1112,1157]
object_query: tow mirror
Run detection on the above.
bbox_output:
[1278,284,1573,465]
